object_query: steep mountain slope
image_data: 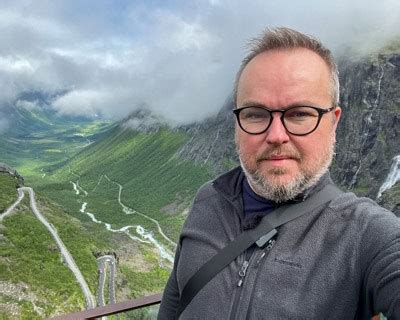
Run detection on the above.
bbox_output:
[18,115,212,317]
[1,107,210,317]
[0,171,97,319]
[0,173,20,213]
[176,95,238,174]
[333,50,400,214]
[36,116,212,241]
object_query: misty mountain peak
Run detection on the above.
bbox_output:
[120,108,166,133]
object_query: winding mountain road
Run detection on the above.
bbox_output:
[96,255,117,307]
[1,187,96,309]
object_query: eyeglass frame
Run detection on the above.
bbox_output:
[233,105,337,136]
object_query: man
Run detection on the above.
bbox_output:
[159,27,400,319]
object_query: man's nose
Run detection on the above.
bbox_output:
[264,113,290,144]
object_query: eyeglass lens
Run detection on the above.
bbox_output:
[238,106,320,135]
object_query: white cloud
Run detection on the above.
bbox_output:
[0,0,399,125]
[15,99,40,111]
[0,56,35,73]
[52,89,111,117]
[0,9,67,40]
[151,10,216,52]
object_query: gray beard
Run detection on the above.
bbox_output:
[238,145,335,203]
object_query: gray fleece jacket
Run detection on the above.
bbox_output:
[158,167,400,319]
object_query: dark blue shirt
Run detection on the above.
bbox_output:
[242,178,277,230]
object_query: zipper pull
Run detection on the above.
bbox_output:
[256,239,276,265]
[237,260,249,287]
[256,252,266,265]
[266,239,275,250]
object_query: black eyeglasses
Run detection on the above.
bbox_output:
[233,105,336,136]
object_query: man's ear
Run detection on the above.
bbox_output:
[332,106,342,130]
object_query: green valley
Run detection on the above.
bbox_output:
[0,105,216,319]
[34,126,212,240]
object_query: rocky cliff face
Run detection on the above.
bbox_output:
[175,95,238,174]
[333,51,400,215]
[175,50,400,216]
[0,162,24,186]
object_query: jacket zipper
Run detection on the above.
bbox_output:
[229,248,255,320]
[237,260,250,287]
[244,239,276,320]
[255,239,275,266]
[229,239,276,320]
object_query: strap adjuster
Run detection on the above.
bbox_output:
[256,228,278,248]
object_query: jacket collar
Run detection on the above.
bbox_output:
[212,166,245,202]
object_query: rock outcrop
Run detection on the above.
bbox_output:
[333,51,400,214]
[0,162,24,186]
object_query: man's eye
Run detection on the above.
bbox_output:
[286,108,317,119]
[242,111,268,121]
[288,112,310,118]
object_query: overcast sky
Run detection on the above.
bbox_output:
[0,0,399,130]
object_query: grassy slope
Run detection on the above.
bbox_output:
[0,122,213,318]
[18,125,213,318]
[0,174,172,318]
[34,126,212,242]
[0,174,19,212]
[0,174,109,319]
[1,109,213,317]
[1,207,84,319]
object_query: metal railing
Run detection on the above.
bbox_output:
[50,293,383,320]
[50,293,162,320]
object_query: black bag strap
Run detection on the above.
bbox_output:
[176,183,342,318]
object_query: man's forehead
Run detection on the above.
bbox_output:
[240,48,330,81]
[236,48,332,107]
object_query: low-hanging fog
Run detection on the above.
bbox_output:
[0,0,399,130]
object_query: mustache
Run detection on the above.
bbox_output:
[256,146,301,161]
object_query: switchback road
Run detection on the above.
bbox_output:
[2,187,96,309]
[96,255,117,307]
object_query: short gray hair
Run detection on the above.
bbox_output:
[234,27,339,107]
